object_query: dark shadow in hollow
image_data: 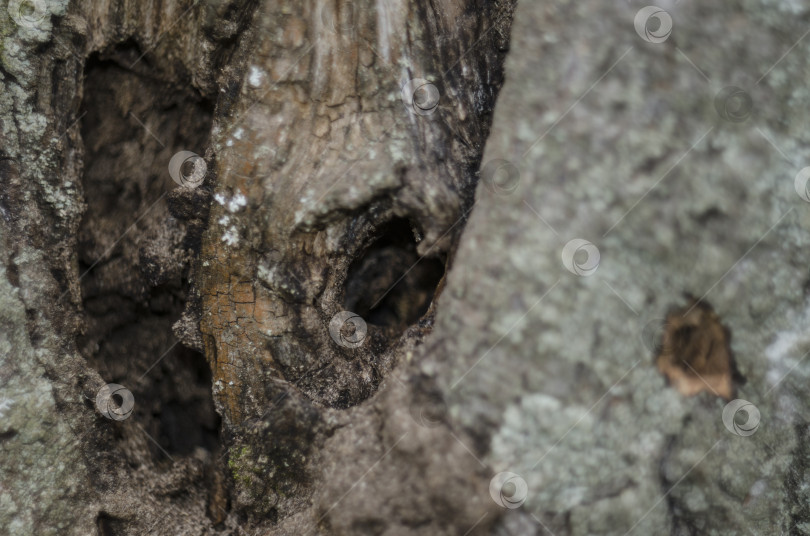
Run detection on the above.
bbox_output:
[76,45,220,463]
[343,217,445,329]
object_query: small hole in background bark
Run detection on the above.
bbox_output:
[654,298,746,400]
[343,217,445,329]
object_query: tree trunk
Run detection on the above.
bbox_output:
[4,0,810,535]
[0,0,514,534]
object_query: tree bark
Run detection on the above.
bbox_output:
[0,0,514,534]
[5,0,810,535]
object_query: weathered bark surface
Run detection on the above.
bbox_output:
[0,0,514,534]
[5,0,810,535]
[198,2,514,532]
[1,1,256,533]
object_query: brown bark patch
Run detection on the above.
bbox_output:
[656,299,736,400]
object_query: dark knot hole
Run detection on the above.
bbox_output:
[343,218,445,329]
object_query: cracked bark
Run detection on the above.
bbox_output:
[6,1,808,535]
[0,0,514,534]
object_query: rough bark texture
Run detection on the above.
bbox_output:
[197,0,514,532]
[4,0,810,535]
[0,0,514,534]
